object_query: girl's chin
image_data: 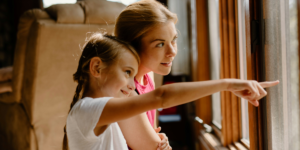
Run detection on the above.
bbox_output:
[155,68,171,75]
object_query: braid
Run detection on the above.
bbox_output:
[63,70,86,150]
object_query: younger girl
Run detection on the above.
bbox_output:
[63,33,279,150]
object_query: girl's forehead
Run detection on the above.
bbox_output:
[144,21,177,40]
[117,51,139,67]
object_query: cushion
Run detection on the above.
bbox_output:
[45,4,84,24]
[0,66,13,82]
[79,0,126,24]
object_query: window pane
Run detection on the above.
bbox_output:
[289,0,299,148]
[43,0,76,8]
[237,0,249,141]
[106,0,140,6]
[264,0,300,149]
[208,0,222,128]
[169,0,190,76]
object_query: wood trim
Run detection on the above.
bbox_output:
[219,0,228,146]
[194,0,212,129]
[240,139,250,149]
[227,0,240,143]
[199,130,230,150]
[245,0,269,149]
[212,124,224,144]
[220,0,232,146]
[219,0,241,146]
[233,142,248,150]
[199,130,249,150]
[228,144,237,150]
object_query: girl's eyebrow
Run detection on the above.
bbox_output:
[173,34,178,40]
[150,39,165,43]
[150,34,178,43]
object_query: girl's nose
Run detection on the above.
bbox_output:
[128,81,135,91]
[166,44,177,57]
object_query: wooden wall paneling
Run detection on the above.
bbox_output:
[195,0,212,128]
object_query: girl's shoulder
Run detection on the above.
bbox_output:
[69,97,112,116]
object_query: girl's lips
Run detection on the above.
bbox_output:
[121,90,129,96]
[161,62,172,67]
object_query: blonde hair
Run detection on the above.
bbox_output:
[114,0,177,53]
[62,33,139,150]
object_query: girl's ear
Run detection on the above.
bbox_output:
[89,57,105,77]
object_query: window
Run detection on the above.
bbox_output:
[289,0,299,147]
[107,0,140,6]
[43,0,76,8]
[194,0,251,149]
[262,0,300,149]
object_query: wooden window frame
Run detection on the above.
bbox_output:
[194,0,250,149]
[196,0,299,149]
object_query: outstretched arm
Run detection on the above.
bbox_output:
[99,79,279,128]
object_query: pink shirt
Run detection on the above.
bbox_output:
[134,74,156,127]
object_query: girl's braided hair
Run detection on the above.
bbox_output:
[62,33,140,150]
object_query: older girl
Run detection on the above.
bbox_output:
[63,33,278,150]
[113,0,181,149]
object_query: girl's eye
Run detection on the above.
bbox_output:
[125,70,131,75]
[156,43,164,48]
[172,37,178,43]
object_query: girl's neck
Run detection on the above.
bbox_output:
[83,83,105,99]
[135,66,150,86]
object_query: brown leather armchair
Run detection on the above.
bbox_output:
[0,1,125,149]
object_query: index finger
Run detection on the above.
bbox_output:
[259,80,280,88]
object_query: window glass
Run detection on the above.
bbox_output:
[169,0,190,76]
[43,0,76,8]
[208,0,222,129]
[107,0,140,5]
[43,0,140,8]
[237,0,249,141]
[264,0,299,149]
[289,0,299,148]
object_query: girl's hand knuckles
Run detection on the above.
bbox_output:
[161,144,168,149]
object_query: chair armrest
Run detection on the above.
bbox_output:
[0,89,14,103]
[0,81,12,93]
[0,66,13,82]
